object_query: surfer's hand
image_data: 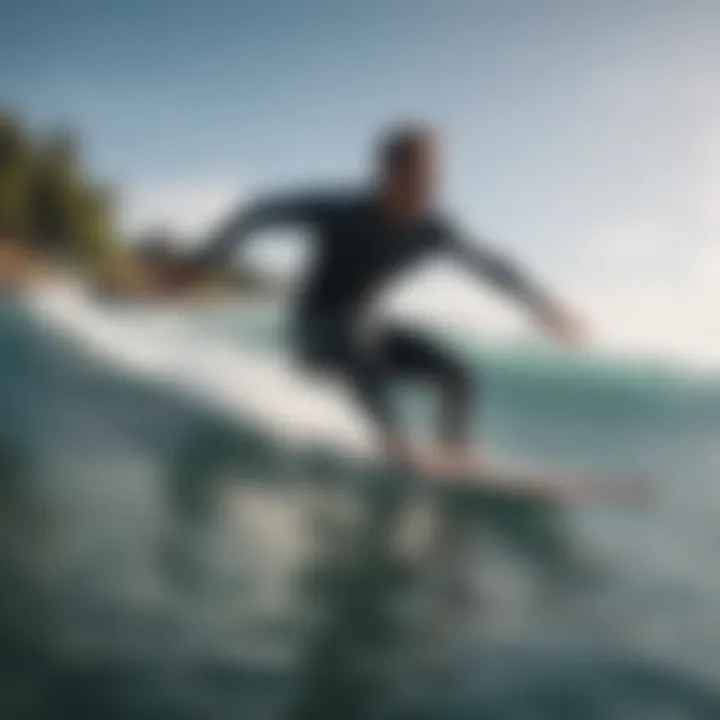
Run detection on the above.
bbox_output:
[537,302,587,347]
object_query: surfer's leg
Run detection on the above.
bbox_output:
[379,326,475,448]
[295,312,410,457]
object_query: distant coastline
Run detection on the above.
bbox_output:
[0,233,287,305]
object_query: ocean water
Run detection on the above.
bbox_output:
[2,283,720,719]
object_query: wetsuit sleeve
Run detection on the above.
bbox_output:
[194,192,330,269]
[439,219,555,313]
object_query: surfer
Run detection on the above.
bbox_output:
[181,123,585,474]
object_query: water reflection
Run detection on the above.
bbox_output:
[0,440,57,719]
[289,471,591,719]
[158,419,593,718]
[1,340,720,718]
[290,486,412,720]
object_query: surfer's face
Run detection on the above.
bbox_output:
[386,136,440,218]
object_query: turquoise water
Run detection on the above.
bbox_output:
[2,288,720,719]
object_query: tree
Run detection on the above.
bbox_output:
[0,111,33,238]
[0,109,119,267]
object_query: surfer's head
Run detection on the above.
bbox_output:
[376,122,440,219]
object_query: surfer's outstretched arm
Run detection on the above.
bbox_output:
[442,222,584,344]
[193,192,330,270]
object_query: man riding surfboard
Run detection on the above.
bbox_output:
[180,123,585,474]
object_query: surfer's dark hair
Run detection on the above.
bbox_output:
[377,122,434,174]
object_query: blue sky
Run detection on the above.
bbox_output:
[4,0,720,362]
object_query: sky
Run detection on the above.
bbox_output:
[3,0,720,364]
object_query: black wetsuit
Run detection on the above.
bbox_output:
[199,190,550,442]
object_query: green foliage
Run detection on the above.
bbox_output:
[0,109,118,265]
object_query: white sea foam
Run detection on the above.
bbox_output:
[27,281,376,455]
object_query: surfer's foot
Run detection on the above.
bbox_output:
[417,444,478,478]
[380,435,420,471]
[378,436,480,478]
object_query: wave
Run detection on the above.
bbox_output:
[8,280,719,462]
